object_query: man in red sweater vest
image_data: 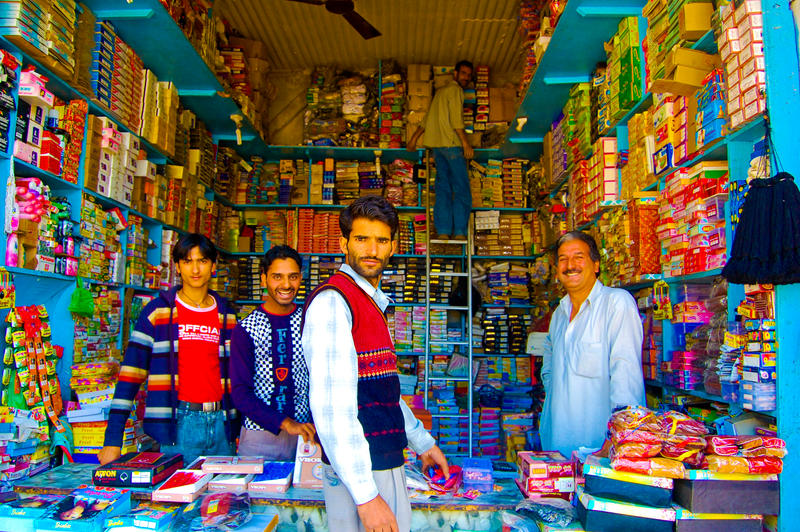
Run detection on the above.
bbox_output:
[303,196,449,532]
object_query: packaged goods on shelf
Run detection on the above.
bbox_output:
[77,195,124,284]
[550,112,569,185]
[72,284,122,365]
[383,159,416,206]
[236,256,260,302]
[606,17,643,124]
[334,160,360,202]
[564,83,592,164]
[1,0,77,78]
[717,0,766,130]
[209,257,238,303]
[502,158,528,207]
[621,109,656,196]
[655,161,728,277]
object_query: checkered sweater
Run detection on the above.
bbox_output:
[230,305,310,434]
[305,272,407,471]
[103,287,239,447]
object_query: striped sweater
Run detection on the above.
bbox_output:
[103,287,239,447]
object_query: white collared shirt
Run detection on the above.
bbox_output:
[539,280,645,456]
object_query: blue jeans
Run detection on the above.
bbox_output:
[432,147,471,236]
[160,405,234,466]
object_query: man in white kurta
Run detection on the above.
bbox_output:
[539,232,645,457]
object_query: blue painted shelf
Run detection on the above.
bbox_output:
[691,30,718,54]
[14,159,81,190]
[6,266,74,282]
[505,0,648,146]
[81,0,266,153]
[646,380,775,417]
[474,255,538,261]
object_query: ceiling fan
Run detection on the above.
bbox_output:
[287,0,381,40]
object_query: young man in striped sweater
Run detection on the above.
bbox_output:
[98,233,239,466]
[302,195,449,532]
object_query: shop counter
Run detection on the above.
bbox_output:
[13,463,523,531]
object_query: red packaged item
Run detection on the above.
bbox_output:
[609,406,661,433]
[612,442,662,459]
[660,411,708,436]
[706,455,749,474]
[705,436,739,456]
[747,456,783,474]
[610,453,686,479]
[610,428,664,446]
[661,434,706,465]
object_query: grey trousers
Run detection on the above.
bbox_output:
[237,427,298,461]
[322,464,411,532]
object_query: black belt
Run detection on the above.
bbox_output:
[178,400,222,412]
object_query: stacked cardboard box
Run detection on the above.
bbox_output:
[694,69,727,148]
[474,65,490,132]
[13,68,54,170]
[621,109,656,197]
[718,0,766,130]
[380,73,405,149]
[501,158,526,207]
[406,64,431,145]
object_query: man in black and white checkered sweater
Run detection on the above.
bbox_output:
[230,245,315,459]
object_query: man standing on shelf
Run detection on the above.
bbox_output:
[407,60,474,241]
[539,231,645,456]
[98,233,239,466]
[302,195,449,532]
[230,245,315,459]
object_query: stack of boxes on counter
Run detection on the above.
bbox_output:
[568,406,781,531]
[718,0,766,129]
[656,161,727,278]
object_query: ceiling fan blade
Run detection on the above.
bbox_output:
[286,0,326,5]
[342,9,381,39]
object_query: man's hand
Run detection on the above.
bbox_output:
[419,444,449,479]
[462,143,474,160]
[357,495,398,532]
[279,418,316,443]
[98,445,122,465]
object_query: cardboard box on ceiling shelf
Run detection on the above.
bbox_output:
[228,36,268,60]
[679,2,714,41]
[665,46,720,75]
[407,64,431,81]
[489,87,517,123]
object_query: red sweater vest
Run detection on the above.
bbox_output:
[304,271,407,471]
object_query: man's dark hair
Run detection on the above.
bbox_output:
[172,233,218,263]
[261,245,303,275]
[455,60,474,73]
[555,231,601,263]
[339,195,399,240]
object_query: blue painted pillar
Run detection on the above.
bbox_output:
[762,2,800,530]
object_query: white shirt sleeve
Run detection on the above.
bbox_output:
[607,293,646,409]
[400,399,435,454]
[301,290,378,505]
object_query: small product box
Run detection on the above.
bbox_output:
[93,452,183,487]
[517,451,575,496]
[293,436,324,489]
[200,456,264,474]
[34,485,131,532]
[151,469,213,503]
[248,462,295,494]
